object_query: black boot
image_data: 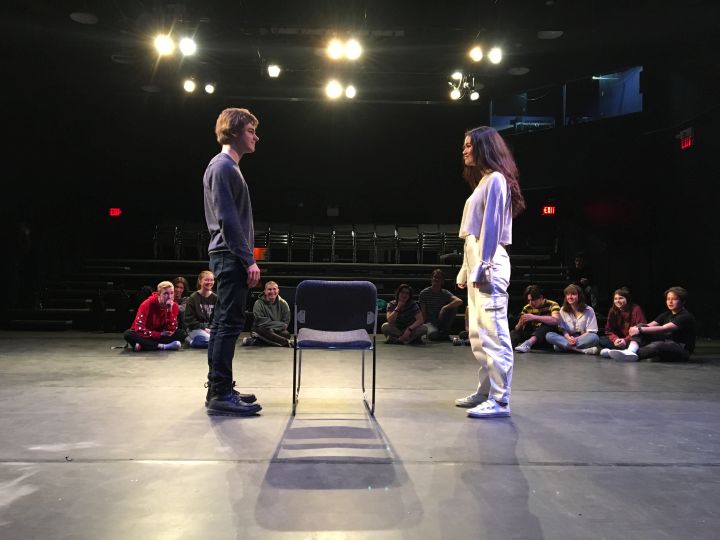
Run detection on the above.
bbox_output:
[205,383,261,416]
[204,381,257,406]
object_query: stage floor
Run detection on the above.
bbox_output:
[1,331,719,539]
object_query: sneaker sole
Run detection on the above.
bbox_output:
[468,410,511,418]
[204,396,257,407]
[207,405,262,417]
[455,399,485,408]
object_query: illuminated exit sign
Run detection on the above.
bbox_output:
[109,208,123,217]
[542,205,556,216]
[677,127,694,150]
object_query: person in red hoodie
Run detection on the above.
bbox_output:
[123,281,186,352]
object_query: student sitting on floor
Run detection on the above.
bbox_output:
[613,286,696,362]
[381,284,427,344]
[184,271,217,349]
[545,284,600,354]
[418,269,463,341]
[595,287,646,358]
[243,280,292,347]
[123,281,186,352]
[512,285,561,353]
[172,276,191,329]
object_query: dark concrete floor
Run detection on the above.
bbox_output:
[1,331,719,539]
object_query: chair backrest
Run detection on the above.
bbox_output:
[295,280,377,333]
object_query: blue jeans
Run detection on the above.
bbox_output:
[208,252,249,394]
[546,331,599,351]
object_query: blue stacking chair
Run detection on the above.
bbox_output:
[292,280,378,416]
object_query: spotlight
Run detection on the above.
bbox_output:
[183,79,196,92]
[179,37,197,56]
[267,64,281,78]
[451,71,463,81]
[488,47,502,64]
[469,90,480,101]
[154,34,175,56]
[469,46,483,62]
[204,83,215,94]
[345,85,357,98]
[345,39,362,60]
[325,79,343,99]
[450,88,461,100]
[326,38,344,60]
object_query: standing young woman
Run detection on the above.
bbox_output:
[454,126,525,418]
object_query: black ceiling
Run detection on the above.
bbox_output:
[5,0,720,103]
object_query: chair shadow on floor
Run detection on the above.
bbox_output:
[254,408,423,532]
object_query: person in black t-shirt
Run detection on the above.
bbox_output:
[381,284,427,344]
[609,286,696,362]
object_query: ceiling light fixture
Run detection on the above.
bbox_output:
[154,35,175,56]
[267,64,281,78]
[179,37,197,56]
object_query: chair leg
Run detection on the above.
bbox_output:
[361,339,376,416]
[292,344,297,415]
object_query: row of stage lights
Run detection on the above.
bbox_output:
[153,34,503,100]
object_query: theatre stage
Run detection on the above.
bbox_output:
[1,331,719,539]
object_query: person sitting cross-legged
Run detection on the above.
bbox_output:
[184,271,217,349]
[381,284,427,345]
[123,281,186,352]
[246,281,292,347]
[614,286,696,362]
[595,287,646,358]
[545,284,600,353]
[512,285,561,353]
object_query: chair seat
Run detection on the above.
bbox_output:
[297,328,372,349]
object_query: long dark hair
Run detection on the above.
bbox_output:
[462,126,526,218]
[394,284,413,302]
[608,287,634,330]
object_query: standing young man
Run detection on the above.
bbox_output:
[203,108,263,416]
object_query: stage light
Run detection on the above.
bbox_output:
[451,71,463,81]
[469,90,480,101]
[345,39,362,60]
[154,34,175,56]
[450,88,461,100]
[183,79,196,92]
[345,85,357,98]
[267,64,281,78]
[469,46,483,62]
[488,47,502,64]
[204,83,215,94]
[327,38,344,59]
[325,79,343,99]
[179,37,197,56]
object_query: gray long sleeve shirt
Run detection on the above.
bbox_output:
[252,296,291,331]
[203,152,256,268]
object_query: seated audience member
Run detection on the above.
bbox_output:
[184,270,217,349]
[545,284,600,353]
[567,252,598,308]
[452,306,470,346]
[597,287,646,358]
[513,285,561,353]
[172,276,191,328]
[419,269,463,341]
[381,284,427,344]
[611,286,696,362]
[123,281,185,352]
[246,281,292,347]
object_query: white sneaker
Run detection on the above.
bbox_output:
[514,342,531,353]
[455,393,486,408]
[608,349,639,362]
[467,398,511,418]
[582,346,600,355]
[600,348,611,358]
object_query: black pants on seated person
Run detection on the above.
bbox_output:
[123,329,186,350]
[510,323,556,348]
[638,339,691,361]
[254,327,292,347]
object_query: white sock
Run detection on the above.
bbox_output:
[628,342,639,353]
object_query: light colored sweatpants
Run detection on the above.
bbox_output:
[464,240,513,403]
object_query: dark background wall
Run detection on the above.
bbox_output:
[4,57,719,336]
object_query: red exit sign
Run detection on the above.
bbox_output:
[109,208,123,217]
[542,205,556,216]
[677,127,694,150]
